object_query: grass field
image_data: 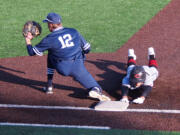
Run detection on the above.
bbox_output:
[0,0,170,58]
[1,0,179,135]
[0,125,180,135]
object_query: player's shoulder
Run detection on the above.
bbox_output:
[63,27,78,33]
[142,65,152,74]
[127,65,135,73]
[142,65,150,71]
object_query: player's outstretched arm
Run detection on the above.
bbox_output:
[26,45,36,56]
[24,32,36,56]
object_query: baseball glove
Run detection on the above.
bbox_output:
[22,21,42,37]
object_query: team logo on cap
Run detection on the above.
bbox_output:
[134,72,142,78]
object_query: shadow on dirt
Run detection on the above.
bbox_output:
[0,58,127,101]
[0,65,86,96]
[86,59,127,100]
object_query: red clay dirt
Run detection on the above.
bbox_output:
[0,0,180,131]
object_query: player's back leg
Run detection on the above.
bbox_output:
[127,49,136,67]
[148,47,158,68]
[44,56,55,94]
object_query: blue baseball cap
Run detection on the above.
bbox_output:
[43,12,62,24]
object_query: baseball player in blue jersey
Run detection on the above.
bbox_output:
[24,12,111,101]
[120,47,159,104]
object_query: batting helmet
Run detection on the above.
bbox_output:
[129,66,146,87]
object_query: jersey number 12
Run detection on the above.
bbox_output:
[58,34,74,49]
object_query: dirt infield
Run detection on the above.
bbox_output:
[0,0,180,131]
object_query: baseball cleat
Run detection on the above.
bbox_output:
[120,98,129,103]
[148,47,155,59]
[128,49,136,60]
[132,97,145,104]
[89,87,111,101]
[43,86,53,94]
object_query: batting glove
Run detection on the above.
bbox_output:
[132,97,145,104]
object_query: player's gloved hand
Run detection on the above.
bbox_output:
[120,98,129,103]
[22,21,41,38]
[25,32,34,45]
[26,32,34,40]
[23,21,41,45]
[132,97,145,104]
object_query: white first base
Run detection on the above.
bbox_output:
[94,101,129,111]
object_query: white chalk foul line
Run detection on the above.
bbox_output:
[0,122,110,130]
[0,104,180,114]
[125,109,180,114]
[0,104,93,111]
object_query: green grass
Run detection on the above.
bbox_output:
[0,126,180,135]
[0,0,170,58]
